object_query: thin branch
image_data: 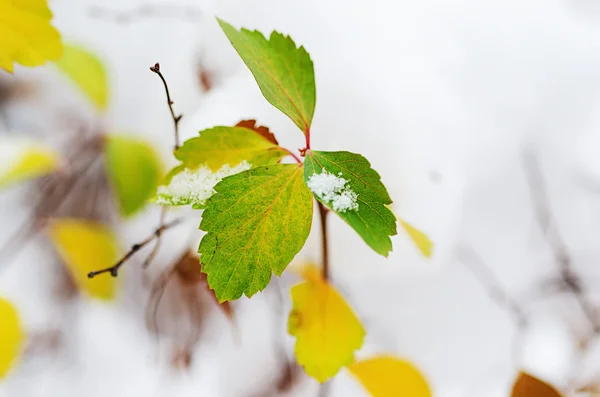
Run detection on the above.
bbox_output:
[456,246,527,327]
[88,218,183,278]
[150,63,182,151]
[141,207,168,269]
[521,148,600,332]
[318,202,330,281]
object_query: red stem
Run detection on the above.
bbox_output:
[282,147,302,164]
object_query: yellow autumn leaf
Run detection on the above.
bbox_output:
[348,356,431,397]
[48,218,119,300]
[288,264,365,383]
[54,43,109,111]
[0,137,60,189]
[0,0,63,73]
[0,297,24,379]
[398,217,433,258]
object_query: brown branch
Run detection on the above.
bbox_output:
[457,246,527,327]
[141,207,168,269]
[521,148,600,332]
[150,63,182,151]
[318,202,330,281]
[87,217,183,278]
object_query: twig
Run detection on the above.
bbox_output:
[141,207,168,269]
[318,202,330,281]
[88,4,202,25]
[150,63,182,151]
[521,148,600,332]
[87,218,183,278]
[457,246,527,327]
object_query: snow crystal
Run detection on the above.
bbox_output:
[156,161,252,206]
[307,170,358,212]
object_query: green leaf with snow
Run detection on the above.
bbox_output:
[304,151,397,256]
[218,19,316,134]
[55,43,109,111]
[175,125,287,171]
[199,163,312,302]
[154,162,252,208]
[105,134,163,217]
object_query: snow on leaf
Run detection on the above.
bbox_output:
[288,264,365,383]
[348,356,432,397]
[0,297,23,379]
[175,125,287,172]
[218,19,316,134]
[398,217,433,258]
[0,137,60,189]
[0,0,62,73]
[307,170,358,212]
[155,162,252,207]
[511,372,562,397]
[104,134,163,217]
[54,43,109,111]
[48,218,119,300]
[199,164,312,302]
[304,151,397,256]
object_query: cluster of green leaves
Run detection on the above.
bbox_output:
[155,19,398,302]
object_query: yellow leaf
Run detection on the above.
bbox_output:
[398,218,433,258]
[348,356,431,397]
[54,43,108,111]
[511,372,562,397]
[0,297,24,379]
[0,138,60,189]
[288,264,365,383]
[0,0,62,73]
[48,219,119,300]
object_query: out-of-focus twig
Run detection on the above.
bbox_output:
[87,217,183,278]
[522,147,600,333]
[456,246,528,327]
[88,4,202,25]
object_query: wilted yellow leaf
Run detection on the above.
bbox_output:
[0,297,24,379]
[348,356,431,397]
[105,134,163,217]
[0,138,60,189]
[398,217,433,258]
[288,264,365,383]
[54,43,108,111]
[0,0,62,73]
[48,219,119,300]
[511,372,562,397]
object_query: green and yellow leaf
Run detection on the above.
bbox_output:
[48,218,119,300]
[0,0,62,73]
[0,297,23,379]
[0,137,60,189]
[199,163,312,302]
[348,356,431,397]
[218,19,316,134]
[288,264,365,383]
[105,134,163,217]
[304,150,397,256]
[54,43,109,111]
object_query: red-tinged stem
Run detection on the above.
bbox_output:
[300,127,311,157]
[282,147,303,164]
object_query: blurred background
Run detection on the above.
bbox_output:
[4,0,600,395]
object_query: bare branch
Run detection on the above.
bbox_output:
[150,62,182,151]
[87,217,183,278]
[521,147,600,332]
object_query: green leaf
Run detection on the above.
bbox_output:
[105,135,163,217]
[175,125,287,171]
[217,19,316,134]
[199,163,313,302]
[55,43,109,111]
[304,151,397,256]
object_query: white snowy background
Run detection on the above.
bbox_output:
[3,0,600,396]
